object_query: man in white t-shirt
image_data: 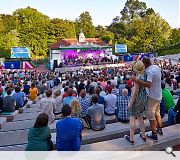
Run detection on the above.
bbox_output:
[132,57,163,141]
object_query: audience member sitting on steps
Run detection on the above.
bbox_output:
[29,83,38,101]
[53,90,62,114]
[26,113,53,151]
[12,86,25,110]
[104,86,117,115]
[168,98,180,126]
[40,89,55,124]
[22,81,30,96]
[56,104,82,151]
[116,88,130,123]
[78,89,91,118]
[86,94,105,131]
[3,88,16,112]
[95,87,104,105]
[70,99,81,118]
[63,88,76,106]
[161,83,175,113]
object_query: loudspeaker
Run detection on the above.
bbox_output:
[59,62,63,68]
[53,60,58,69]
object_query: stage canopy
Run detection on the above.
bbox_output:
[56,43,111,50]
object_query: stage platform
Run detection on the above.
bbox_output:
[55,63,125,73]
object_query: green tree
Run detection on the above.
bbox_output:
[120,0,148,22]
[0,14,16,33]
[48,18,76,42]
[75,11,95,38]
[95,25,114,44]
[13,7,50,57]
[170,28,180,45]
[0,29,20,55]
[109,0,171,53]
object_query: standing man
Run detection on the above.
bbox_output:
[131,57,163,141]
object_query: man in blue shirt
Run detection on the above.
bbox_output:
[12,86,25,109]
[63,89,75,106]
[56,104,82,151]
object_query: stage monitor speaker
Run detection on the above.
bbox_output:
[59,62,63,68]
[53,60,58,69]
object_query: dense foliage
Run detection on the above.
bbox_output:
[0,0,179,58]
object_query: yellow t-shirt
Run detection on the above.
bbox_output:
[29,87,38,100]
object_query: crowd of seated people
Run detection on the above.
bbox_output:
[0,57,179,150]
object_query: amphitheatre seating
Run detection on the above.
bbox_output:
[0,115,169,150]
[0,117,7,129]
[0,113,117,133]
[0,119,35,132]
[50,114,118,132]
[0,119,172,151]
[80,124,180,151]
[13,112,40,122]
[23,106,41,113]
[55,114,117,123]
[0,110,18,122]
[51,115,168,145]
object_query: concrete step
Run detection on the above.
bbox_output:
[0,116,168,150]
[0,113,116,133]
[0,110,19,122]
[13,112,39,122]
[51,115,168,145]
[81,124,180,151]
[0,117,7,129]
[0,119,35,132]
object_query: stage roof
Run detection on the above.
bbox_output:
[49,38,111,50]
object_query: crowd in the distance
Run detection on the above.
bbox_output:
[0,57,179,151]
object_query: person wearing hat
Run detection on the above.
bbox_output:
[104,86,117,115]
[125,61,147,144]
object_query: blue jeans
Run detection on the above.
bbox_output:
[168,109,177,126]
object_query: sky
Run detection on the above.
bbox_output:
[0,0,179,28]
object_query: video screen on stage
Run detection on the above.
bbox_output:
[11,47,31,59]
[114,44,127,54]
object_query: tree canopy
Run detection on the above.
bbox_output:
[0,1,179,58]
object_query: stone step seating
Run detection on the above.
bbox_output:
[54,114,117,124]
[0,117,7,129]
[0,119,35,132]
[0,110,19,122]
[0,115,168,150]
[80,124,180,151]
[0,113,117,133]
[13,112,40,122]
[51,115,168,145]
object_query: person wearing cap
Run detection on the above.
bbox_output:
[131,57,163,141]
[104,86,117,115]
[125,61,147,144]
